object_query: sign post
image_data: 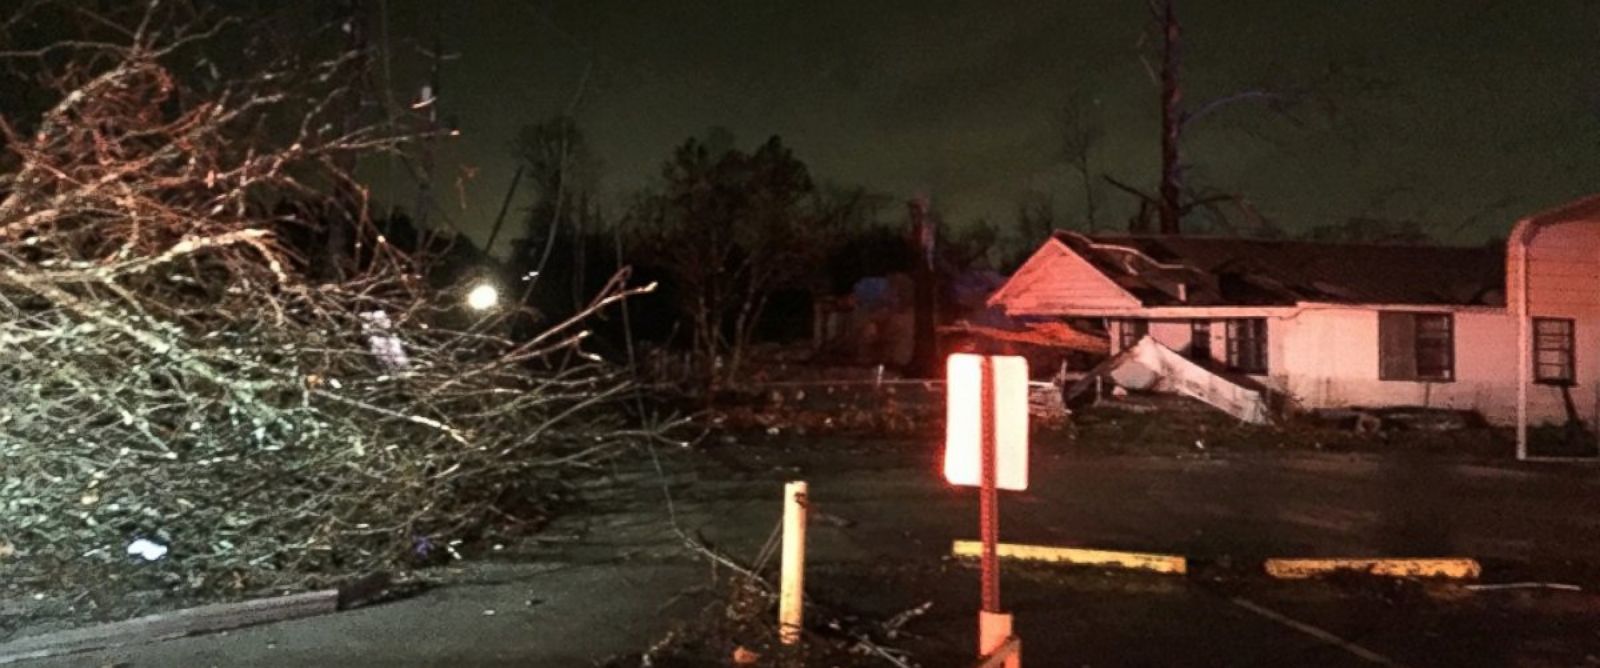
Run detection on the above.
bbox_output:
[980,356,1000,614]
[945,353,1026,668]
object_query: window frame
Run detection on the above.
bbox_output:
[1378,312,1455,383]
[1189,319,1212,363]
[1412,313,1455,382]
[1533,317,1576,386]
[1225,318,1268,374]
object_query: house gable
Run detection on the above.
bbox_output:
[990,237,1141,315]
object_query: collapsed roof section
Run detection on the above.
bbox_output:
[1067,335,1272,424]
[939,319,1108,355]
[1052,232,1507,308]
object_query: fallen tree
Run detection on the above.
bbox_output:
[0,1,657,599]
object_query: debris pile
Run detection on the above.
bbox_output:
[713,383,939,437]
[1070,336,1271,424]
[0,4,659,604]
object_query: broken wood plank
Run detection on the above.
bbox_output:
[0,589,338,665]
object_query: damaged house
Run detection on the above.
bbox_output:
[989,196,1600,458]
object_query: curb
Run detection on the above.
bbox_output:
[0,589,338,665]
[952,540,1188,575]
[1264,558,1481,580]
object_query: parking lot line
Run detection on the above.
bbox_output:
[1230,597,1407,667]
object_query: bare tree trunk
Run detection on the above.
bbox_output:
[729,279,756,383]
[1078,155,1099,233]
[693,297,718,401]
[571,196,588,313]
[1157,0,1184,235]
[730,287,771,384]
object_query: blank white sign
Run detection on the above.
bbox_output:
[943,353,1029,491]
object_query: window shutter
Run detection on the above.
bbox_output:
[1378,312,1416,380]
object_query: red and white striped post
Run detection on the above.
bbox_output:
[945,354,1026,668]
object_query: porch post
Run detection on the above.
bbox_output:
[1515,232,1530,461]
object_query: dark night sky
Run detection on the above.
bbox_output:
[369,0,1600,250]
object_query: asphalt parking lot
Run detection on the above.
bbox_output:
[21,437,1600,667]
[687,438,1600,667]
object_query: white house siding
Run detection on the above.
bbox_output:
[1275,308,1537,424]
[1517,217,1600,428]
[1105,307,1589,426]
[990,204,1600,429]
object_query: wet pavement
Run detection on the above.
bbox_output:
[17,439,1600,666]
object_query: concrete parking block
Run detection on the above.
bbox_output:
[952,540,1188,575]
[1264,558,1481,580]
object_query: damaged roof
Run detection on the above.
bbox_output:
[1053,232,1507,307]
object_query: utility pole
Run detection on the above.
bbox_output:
[413,4,443,231]
[909,196,937,378]
[1157,0,1183,235]
[482,164,525,256]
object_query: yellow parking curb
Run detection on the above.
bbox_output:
[952,540,1188,575]
[1264,558,1481,580]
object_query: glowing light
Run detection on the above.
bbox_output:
[466,283,500,311]
[943,353,1029,491]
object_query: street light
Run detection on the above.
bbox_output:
[466,282,500,311]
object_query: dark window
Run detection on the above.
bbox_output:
[1534,318,1575,385]
[1118,319,1148,352]
[1225,319,1268,373]
[1378,312,1454,382]
[1189,320,1212,363]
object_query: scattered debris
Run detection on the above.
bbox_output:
[1071,336,1270,424]
[637,629,677,667]
[731,645,761,664]
[1313,407,1483,433]
[1373,407,1481,431]
[881,601,932,640]
[813,511,856,529]
[125,539,168,562]
[1028,381,1070,423]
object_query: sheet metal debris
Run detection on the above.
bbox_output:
[1077,336,1270,424]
